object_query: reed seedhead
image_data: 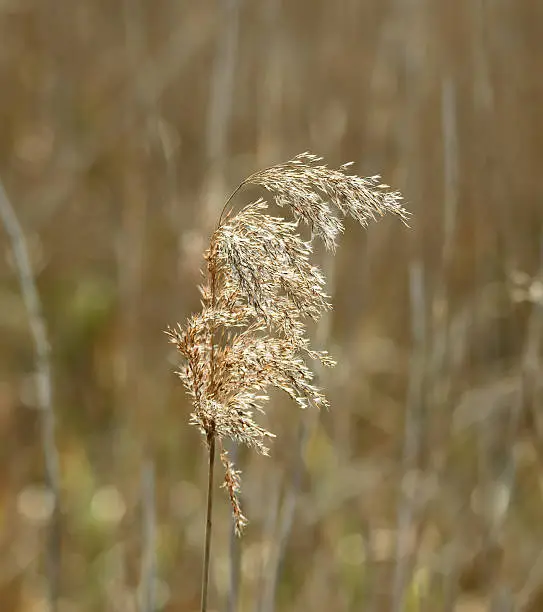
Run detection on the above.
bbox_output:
[167,153,409,535]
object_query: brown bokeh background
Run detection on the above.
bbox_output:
[1,1,542,611]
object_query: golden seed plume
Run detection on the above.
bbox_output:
[167,152,409,533]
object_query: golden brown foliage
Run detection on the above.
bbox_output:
[167,153,408,532]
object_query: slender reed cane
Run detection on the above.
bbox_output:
[167,153,409,612]
[201,430,216,612]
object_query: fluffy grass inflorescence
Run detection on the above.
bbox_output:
[167,153,409,534]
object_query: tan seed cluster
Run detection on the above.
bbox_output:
[167,153,408,533]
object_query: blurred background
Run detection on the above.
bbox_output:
[1,0,542,610]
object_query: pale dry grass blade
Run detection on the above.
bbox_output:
[139,461,157,612]
[204,0,242,222]
[392,260,427,612]
[0,180,61,611]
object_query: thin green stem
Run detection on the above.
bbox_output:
[201,431,216,612]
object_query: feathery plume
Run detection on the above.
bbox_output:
[167,152,409,533]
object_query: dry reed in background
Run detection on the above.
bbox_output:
[166,153,409,611]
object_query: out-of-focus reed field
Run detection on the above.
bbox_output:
[0,1,542,611]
